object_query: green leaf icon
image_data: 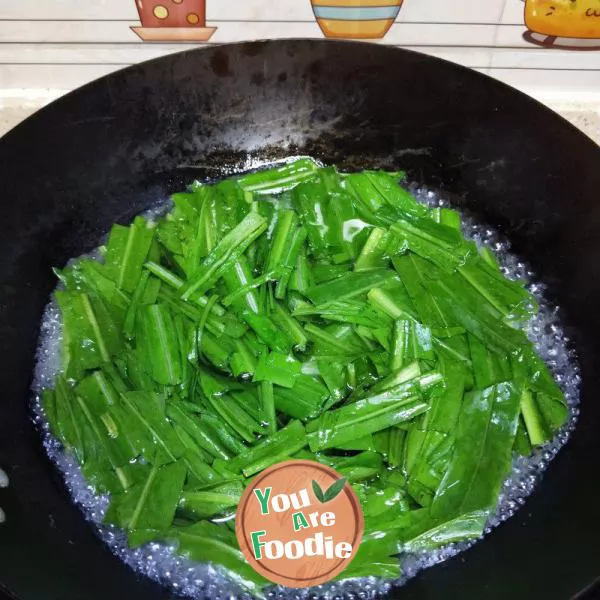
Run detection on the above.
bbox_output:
[312,479,325,503]
[312,477,347,503]
[323,477,347,502]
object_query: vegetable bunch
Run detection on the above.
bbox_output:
[42,158,567,594]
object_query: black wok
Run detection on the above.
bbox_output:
[0,40,599,600]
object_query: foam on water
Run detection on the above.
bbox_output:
[31,183,580,600]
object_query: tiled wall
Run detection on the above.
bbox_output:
[0,0,599,99]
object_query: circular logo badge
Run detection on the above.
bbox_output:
[235,459,364,588]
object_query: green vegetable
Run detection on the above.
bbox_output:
[431,383,521,518]
[257,380,276,434]
[181,212,267,300]
[57,291,122,378]
[106,458,186,545]
[167,521,268,596]
[306,393,428,451]
[306,268,398,306]
[104,217,155,293]
[42,159,568,593]
[135,304,182,386]
[238,158,318,193]
[178,483,242,519]
[253,351,300,388]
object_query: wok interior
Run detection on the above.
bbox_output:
[0,40,599,600]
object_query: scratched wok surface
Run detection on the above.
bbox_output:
[0,40,599,600]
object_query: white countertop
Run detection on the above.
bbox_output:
[1,91,599,146]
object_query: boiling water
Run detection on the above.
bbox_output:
[31,178,580,600]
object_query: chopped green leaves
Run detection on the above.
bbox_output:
[431,383,521,518]
[43,159,568,593]
[136,304,182,386]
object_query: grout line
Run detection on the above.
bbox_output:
[1,62,598,72]
[0,62,134,66]
[486,67,600,71]
[0,41,202,45]
[0,18,526,26]
[488,0,510,72]
[0,43,588,51]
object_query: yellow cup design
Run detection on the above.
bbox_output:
[524,0,600,39]
[311,0,404,39]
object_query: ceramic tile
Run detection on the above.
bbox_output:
[400,0,506,24]
[2,0,315,22]
[208,0,314,22]
[0,0,517,24]
[0,0,136,20]
[388,23,497,46]
[0,20,142,43]
[494,23,543,47]
[0,64,121,92]
[489,68,600,97]
[500,0,526,25]
[0,22,502,46]
[490,47,600,70]
[1,0,600,100]
[0,43,198,64]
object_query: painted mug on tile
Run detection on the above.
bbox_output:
[311,0,404,39]
[135,0,207,28]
